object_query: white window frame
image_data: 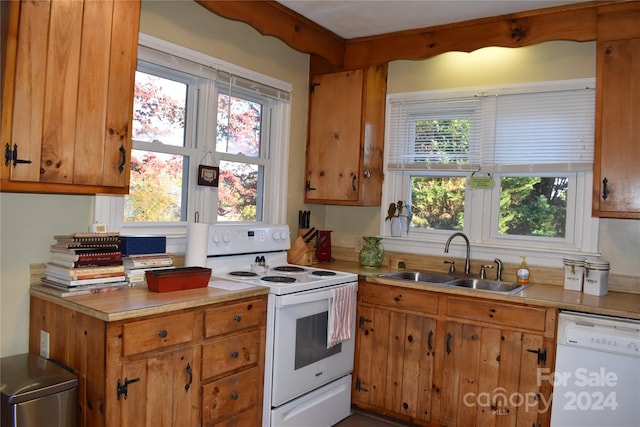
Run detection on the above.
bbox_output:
[95,34,292,253]
[381,79,599,269]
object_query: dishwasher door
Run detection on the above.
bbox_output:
[550,311,640,426]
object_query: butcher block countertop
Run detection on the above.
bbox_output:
[318,259,640,321]
[30,279,269,322]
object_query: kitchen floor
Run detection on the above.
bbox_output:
[334,410,416,426]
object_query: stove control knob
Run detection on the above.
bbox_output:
[222,233,231,243]
[280,231,288,240]
[212,233,221,243]
[272,231,282,240]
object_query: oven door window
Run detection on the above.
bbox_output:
[295,312,341,370]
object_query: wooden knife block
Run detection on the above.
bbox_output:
[287,233,315,266]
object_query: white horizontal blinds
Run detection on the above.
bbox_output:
[138,46,291,102]
[490,87,595,172]
[219,73,291,102]
[386,97,482,171]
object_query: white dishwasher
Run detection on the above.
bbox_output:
[550,311,640,426]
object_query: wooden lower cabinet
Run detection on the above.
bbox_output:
[29,294,266,427]
[353,282,556,426]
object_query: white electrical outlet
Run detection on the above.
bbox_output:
[40,330,50,359]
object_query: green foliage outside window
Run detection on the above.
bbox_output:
[410,177,465,231]
[499,177,567,237]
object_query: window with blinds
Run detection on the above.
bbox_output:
[381,79,598,256]
[386,82,595,173]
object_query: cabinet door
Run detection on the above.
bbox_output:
[354,304,437,423]
[593,37,640,218]
[114,347,200,427]
[1,0,139,194]
[435,321,552,426]
[306,69,364,203]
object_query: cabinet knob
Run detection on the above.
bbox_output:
[230,351,239,359]
[230,391,239,400]
[158,330,168,338]
[363,168,371,178]
[233,315,242,322]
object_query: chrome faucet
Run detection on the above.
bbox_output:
[494,258,504,281]
[444,232,471,275]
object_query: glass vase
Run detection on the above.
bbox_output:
[359,236,384,268]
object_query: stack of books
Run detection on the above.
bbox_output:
[124,253,174,286]
[40,232,128,296]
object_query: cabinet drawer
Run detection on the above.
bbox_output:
[202,366,260,425]
[122,311,194,356]
[361,283,439,314]
[204,298,266,338]
[201,330,262,380]
[210,407,260,427]
[446,297,547,331]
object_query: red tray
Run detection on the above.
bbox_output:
[146,267,211,292]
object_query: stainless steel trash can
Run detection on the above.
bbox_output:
[1,353,78,427]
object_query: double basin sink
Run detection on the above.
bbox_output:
[379,270,528,295]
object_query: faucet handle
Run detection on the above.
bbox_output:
[480,264,493,279]
[444,260,455,274]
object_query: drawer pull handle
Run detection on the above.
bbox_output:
[231,351,239,359]
[428,330,434,352]
[233,315,242,322]
[158,330,168,338]
[231,391,239,400]
[446,332,452,354]
[184,363,193,391]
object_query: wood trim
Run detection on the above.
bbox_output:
[344,3,602,69]
[0,179,129,194]
[195,0,345,69]
[195,1,622,73]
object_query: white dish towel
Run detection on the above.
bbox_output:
[327,282,357,348]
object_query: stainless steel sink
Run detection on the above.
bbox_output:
[448,278,527,295]
[379,270,454,284]
[378,270,528,295]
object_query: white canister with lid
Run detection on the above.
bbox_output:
[563,256,585,291]
[583,259,610,296]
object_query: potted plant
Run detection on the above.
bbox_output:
[385,200,410,237]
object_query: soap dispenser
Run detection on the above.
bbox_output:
[517,256,530,284]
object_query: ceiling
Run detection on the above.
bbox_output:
[277,0,585,39]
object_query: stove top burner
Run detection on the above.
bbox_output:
[229,271,259,277]
[273,266,307,273]
[261,276,296,283]
[311,270,337,277]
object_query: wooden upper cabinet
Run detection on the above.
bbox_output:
[1,0,140,194]
[305,64,386,206]
[592,2,640,218]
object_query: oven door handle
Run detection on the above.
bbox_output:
[275,282,357,308]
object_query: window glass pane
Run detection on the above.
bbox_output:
[410,176,465,230]
[216,93,262,157]
[499,176,567,238]
[125,150,187,222]
[413,118,470,164]
[132,71,187,147]
[217,160,262,222]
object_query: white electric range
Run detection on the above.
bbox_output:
[205,224,358,427]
